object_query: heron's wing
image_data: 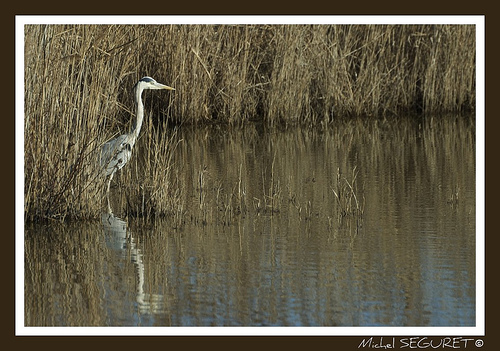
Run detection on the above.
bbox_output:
[100,134,134,176]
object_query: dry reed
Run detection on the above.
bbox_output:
[24,24,475,221]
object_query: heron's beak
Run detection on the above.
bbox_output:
[158,83,175,91]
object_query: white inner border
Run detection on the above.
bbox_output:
[16,15,485,336]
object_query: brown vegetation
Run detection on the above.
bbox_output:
[23,24,475,221]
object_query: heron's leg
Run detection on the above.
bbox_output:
[106,173,114,194]
[106,173,114,214]
[106,197,113,214]
[106,194,112,214]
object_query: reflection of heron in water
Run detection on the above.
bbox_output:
[100,77,175,200]
[101,212,165,315]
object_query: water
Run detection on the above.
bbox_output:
[24,115,476,327]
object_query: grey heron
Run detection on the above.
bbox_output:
[100,76,175,196]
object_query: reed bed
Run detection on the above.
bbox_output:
[24,24,475,221]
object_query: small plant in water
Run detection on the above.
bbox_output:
[331,166,364,219]
[447,185,460,206]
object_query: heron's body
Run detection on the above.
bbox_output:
[100,77,175,196]
[100,133,134,178]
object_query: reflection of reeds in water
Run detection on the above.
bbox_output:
[24,24,475,221]
[25,114,475,227]
[254,151,282,215]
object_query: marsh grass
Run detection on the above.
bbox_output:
[331,167,364,219]
[24,24,475,221]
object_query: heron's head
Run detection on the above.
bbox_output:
[137,76,175,91]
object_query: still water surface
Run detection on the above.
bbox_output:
[24,115,476,327]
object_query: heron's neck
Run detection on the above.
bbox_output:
[131,85,145,139]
